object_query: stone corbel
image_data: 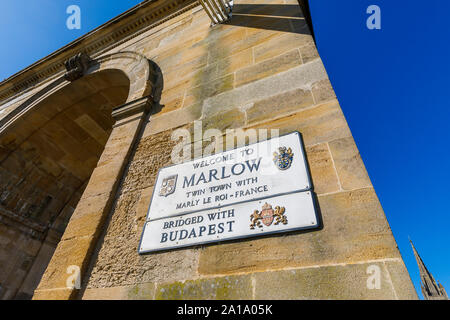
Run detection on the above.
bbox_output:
[112,96,153,125]
[199,0,233,25]
[64,53,93,82]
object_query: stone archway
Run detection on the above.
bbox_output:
[0,51,157,300]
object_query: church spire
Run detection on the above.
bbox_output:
[410,239,448,300]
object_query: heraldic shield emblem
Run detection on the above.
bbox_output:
[261,202,275,226]
[159,175,178,197]
[273,146,294,170]
[250,203,288,229]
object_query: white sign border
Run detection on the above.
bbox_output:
[138,190,321,254]
[138,131,317,255]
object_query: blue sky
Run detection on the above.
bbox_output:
[0,0,142,81]
[0,0,448,299]
[309,0,450,298]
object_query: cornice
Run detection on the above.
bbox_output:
[0,206,47,239]
[0,0,198,105]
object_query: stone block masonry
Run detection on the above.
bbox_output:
[79,1,416,299]
[0,0,417,300]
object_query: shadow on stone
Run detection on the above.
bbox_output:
[226,4,310,35]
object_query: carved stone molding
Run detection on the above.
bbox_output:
[112,96,153,123]
[199,0,233,25]
[0,207,47,239]
[64,53,93,82]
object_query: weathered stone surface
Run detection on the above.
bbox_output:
[312,79,336,104]
[198,188,400,275]
[316,188,401,261]
[254,262,398,300]
[246,87,314,124]
[85,128,199,289]
[201,108,246,132]
[305,143,340,194]
[97,117,141,167]
[136,186,154,221]
[143,103,202,137]
[329,137,372,191]
[86,233,199,288]
[18,242,57,298]
[0,145,9,162]
[80,160,124,199]
[253,33,313,63]
[207,28,253,62]
[184,74,234,108]
[82,286,129,300]
[35,236,95,291]
[99,190,141,241]
[188,63,220,88]
[61,194,112,241]
[235,49,302,87]
[158,95,184,114]
[384,260,418,300]
[155,275,252,300]
[202,60,328,117]
[248,100,352,146]
[33,288,75,300]
[216,48,253,75]
[19,69,145,299]
[122,129,177,193]
[82,283,155,300]
[300,43,320,64]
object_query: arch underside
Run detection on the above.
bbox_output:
[0,52,152,299]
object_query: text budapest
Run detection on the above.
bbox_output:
[139,191,318,253]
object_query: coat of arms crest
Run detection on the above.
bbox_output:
[273,146,294,170]
[159,175,178,197]
[250,203,288,229]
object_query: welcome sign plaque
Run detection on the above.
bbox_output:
[139,132,319,253]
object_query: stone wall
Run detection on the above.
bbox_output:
[77,0,417,299]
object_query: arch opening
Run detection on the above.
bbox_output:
[0,69,130,300]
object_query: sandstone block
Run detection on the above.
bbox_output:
[248,100,351,146]
[122,129,177,192]
[184,74,234,108]
[35,236,95,291]
[202,60,328,117]
[81,160,123,199]
[33,288,75,300]
[155,275,252,300]
[198,188,400,275]
[312,79,336,104]
[300,43,320,63]
[86,234,199,288]
[201,108,246,132]
[143,103,202,137]
[158,96,184,115]
[254,33,313,63]
[216,48,253,75]
[254,262,397,300]
[82,283,156,300]
[305,143,340,194]
[136,186,154,221]
[236,49,302,87]
[329,137,372,191]
[384,260,418,299]
[61,195,112,241]
[246,87,314,124]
